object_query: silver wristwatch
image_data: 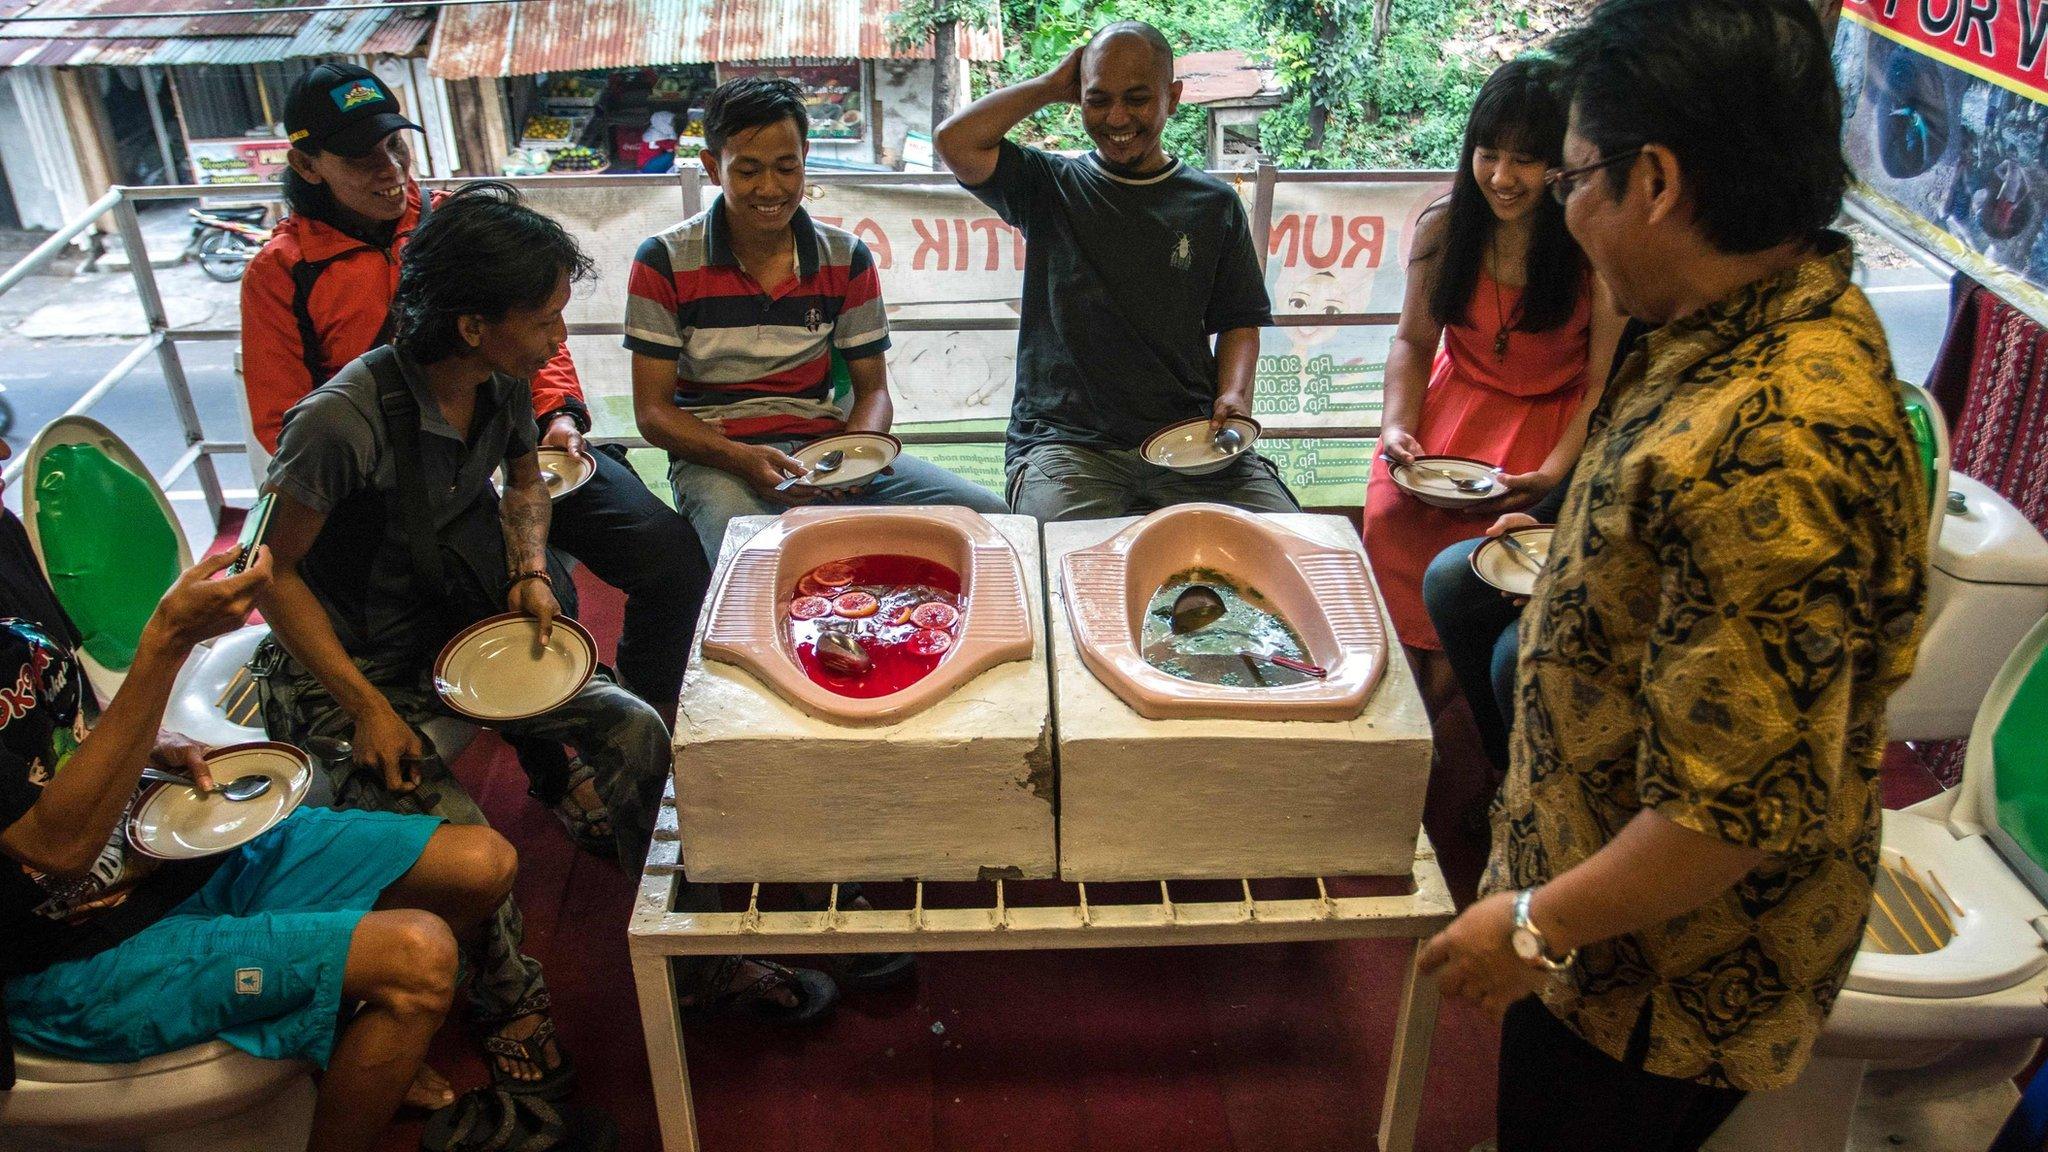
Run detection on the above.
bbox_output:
[1511,887,1577,972]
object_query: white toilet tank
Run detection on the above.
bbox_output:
[1888,471,2048,742]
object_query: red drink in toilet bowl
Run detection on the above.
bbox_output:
[785,555,963,698]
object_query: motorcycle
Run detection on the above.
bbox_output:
[186,204,272,283]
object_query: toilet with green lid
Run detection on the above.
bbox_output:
[0,418,311,1152]
[1707,611,2048,1150]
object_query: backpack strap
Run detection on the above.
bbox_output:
[362,345,450,601]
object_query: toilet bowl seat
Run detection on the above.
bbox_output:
[11,1039,252,1084]
[1844,807,2048,999]
[1059,503,1389,722]
[701,505,1034,726]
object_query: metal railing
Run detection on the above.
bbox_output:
[1,163,1449,532]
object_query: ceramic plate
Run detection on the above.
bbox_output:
[535,447,597,500]
[1469,527,1555,597]
[433,613,597,722]
[127,742,313,861]
[792,432,901,489]
[1139,416,1262,476]
[1389,454,1502,509]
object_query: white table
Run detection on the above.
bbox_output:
[629,786,1454,1152]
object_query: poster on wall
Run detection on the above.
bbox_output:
[718,62,865,141]
[187,138,291,186]
[1833,1,2048,321]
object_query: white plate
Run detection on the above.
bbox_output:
[1469,527,1555,597]
[127,742,312,861]
[433,613,597,722]
[1139,416,1262,476]
[1389,454,1502,509]
[793,432,900,489]
[535,447,596,500]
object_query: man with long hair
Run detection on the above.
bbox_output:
[241,64,708,860]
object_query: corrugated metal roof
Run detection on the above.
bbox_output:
[430,0,1003,81]
[0,1,431,67]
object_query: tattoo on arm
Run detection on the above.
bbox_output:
[500,480,552,574]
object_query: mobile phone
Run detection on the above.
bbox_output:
[228,491,276,575]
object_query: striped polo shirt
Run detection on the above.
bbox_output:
[624,199,890,443]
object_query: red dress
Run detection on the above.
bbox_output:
[1363,270,1592,650]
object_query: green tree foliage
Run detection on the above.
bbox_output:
[976,0,1490,170]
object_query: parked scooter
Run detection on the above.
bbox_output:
[186,204,271,283]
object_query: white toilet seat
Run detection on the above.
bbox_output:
[0,1039,307,1131]
[1845,807,2048,1000]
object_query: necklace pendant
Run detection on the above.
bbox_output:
[1494,329,1510,359]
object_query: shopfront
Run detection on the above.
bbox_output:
[429,0,1002,175]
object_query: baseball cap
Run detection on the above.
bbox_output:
[284,62,422,157]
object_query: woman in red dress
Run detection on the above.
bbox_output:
[1364,58,1626,722]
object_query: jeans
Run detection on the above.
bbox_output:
[548,445,709,717]
[1422,536,1524,778]
[1005,443,1301,522]
[667,440,1010,563]
[253,639,681,1020]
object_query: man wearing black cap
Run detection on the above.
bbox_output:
[241,63,710,857]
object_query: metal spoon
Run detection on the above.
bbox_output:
[140,766,274,802]
[1499,533,1547,574]
[815,630,872,677]
[775,449,845,493]
[1212,425,1245,454]
[1168,584,1228,635]
[1409,460,1498,494]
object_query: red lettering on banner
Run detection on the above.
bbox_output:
[1267,213,1388,269]
[954,218,970,269]
[1843,0,2048,102]
[1347,216,1384,269]
[911,218,948,270]
[854,218,893,269]
[967,218,1007,270]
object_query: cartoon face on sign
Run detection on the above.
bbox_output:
[1278,269,1351,350]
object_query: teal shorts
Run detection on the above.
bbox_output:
[6,806,441,1068]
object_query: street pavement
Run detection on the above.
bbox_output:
[0,208,1957,549]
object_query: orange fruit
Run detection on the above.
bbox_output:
[832,591,880,618]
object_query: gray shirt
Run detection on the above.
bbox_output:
[268,347,536,667]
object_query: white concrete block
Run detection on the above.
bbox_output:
[1046,513,1431,881]
[676,513,1055,882]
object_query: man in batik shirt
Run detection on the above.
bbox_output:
[1420,3,1928,1150]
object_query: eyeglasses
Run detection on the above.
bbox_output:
[1544,148,1645,206]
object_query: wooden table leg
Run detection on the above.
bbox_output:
[632,950,700,1152]
[1377,936,1442,1152]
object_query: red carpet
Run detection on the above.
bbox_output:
[328,565,1944,1152]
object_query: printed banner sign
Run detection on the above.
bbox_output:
[1839,0,2048,105]
[571,175,1444,503]
[1834,10,2048,316]
[187,138,290,186]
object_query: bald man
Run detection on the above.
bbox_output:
[936,22,1299,522]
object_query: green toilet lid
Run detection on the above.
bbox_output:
[1991,628,2048,902]
[28,435,184,673]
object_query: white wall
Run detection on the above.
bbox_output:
[0,68,89,230]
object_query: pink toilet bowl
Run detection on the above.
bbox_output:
[701,505,1035,726]
[1060,503,1388,721]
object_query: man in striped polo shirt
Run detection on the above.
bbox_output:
[627,77,1007,562]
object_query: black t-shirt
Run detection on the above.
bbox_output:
[963,141,1273,465]
[0,512,221,982]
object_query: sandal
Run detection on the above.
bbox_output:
[680,955,839,1025]
[420,1086,617,1152]
[792,884,918,992]
[478,992,577,1100]
[549,760,614,860]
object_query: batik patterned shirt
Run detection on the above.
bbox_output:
[1483,234,1929,1091]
